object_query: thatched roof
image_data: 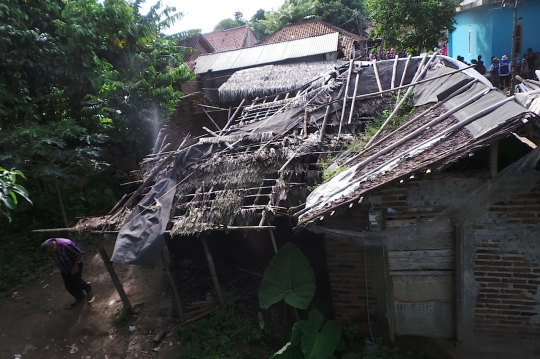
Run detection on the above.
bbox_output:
[218,61,344,103]
[75,55,540,264]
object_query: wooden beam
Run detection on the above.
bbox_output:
[91,235,132,311]
[201,235,225,307]
[32,226,277,234]
[161,245,185,322]
[383,245,395,342]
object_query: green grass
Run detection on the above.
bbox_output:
[112,306,130,326]
[0,236,54,293]
[177,304,263,359]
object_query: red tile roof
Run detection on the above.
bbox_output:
[203,25,256,53]
[258,20,364,60]
[178,33,214,61]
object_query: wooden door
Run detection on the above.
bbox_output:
[385,210,455,338]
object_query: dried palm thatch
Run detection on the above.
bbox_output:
[218,61,343,103]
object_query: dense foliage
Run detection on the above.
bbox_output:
[236,0,366,40]
[0,168,31,222]
[365,0,459,54]
[214,11,247,31]
[178,304,263,359]
[0,0,194,223]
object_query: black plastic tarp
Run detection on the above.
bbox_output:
[112,144,214,266]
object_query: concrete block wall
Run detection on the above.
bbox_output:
[470,179,540,340]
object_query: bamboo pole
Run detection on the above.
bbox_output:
[347,73,361,124]
[319,105,331,141]
[342,81,481,168]
[221,99,245,134]
[109,150,175,220]
[92,235,132,311]
[201,107,222,131]
[158,135,169,153]
[295,95,516,219]
[201,235,225,307]
[353,63,473,102]
[337,59,354,139]
[391,55,399,90]
[396,54,423,103]
[201,127,233,149]
[372,60,384,96]
[365,53,438,148]
[396,55,412,100]
[160,246,185,322]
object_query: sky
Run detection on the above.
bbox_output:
[149,0,286,34]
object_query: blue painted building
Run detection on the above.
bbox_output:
[448,0,540,62]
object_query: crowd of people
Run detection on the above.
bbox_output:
[368,47,409,60]
[456,47,540,92]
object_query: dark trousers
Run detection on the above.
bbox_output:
[500,74,511,89]
[61,262,91,300]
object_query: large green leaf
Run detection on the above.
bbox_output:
[259,242,316,309]
[270,343,305,359]
[290,320,307,345]
[301,310,342,359]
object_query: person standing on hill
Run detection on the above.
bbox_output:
[41,238,93,307]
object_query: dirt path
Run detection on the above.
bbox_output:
[0,242,181,359]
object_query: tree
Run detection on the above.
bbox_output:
[0,0,193,224]
[213,11,246,31]
[248,0,366,39]
[365,0,459,54]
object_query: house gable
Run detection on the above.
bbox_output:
[258,19,364,60]
[203,25,257,52]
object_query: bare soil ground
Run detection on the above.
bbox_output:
[0,242,185,359]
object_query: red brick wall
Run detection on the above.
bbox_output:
[325,238,380,335]
[472,180,540,340]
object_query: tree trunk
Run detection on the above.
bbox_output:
[510,0,518,96]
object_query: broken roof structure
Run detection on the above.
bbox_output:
[73,54,540,267]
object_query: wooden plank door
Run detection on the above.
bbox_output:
[385,211,455,338]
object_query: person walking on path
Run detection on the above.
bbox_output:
[41,238,93,307]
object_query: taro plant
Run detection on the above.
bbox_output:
[259,242,316,310]
[259,242,344,359]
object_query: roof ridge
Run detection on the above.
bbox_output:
[203,24,248,35]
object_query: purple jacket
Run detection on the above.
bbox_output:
[45,238,83,274]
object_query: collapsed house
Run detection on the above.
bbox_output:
[74,54,540,356]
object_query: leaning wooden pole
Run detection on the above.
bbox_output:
[55,179,69,228]
[161,245,185,322]
[201,235,225,307]
[92,235,132,311]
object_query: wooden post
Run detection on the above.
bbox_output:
[55,179,69,228]
[382,245,395,342]
[319,105,331,141]
[161,245,185,322]
[201,235,225,307]
[455,225,464,342]
[303,109,309,139]
[92,235,132,311]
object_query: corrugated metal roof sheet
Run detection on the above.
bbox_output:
[195,32,339,73]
